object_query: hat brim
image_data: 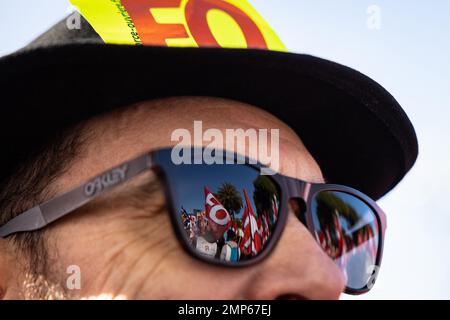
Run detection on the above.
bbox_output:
[0,43,418,200]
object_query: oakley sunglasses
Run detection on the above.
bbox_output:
[0,147,386,294]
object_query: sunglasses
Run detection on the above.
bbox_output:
[0,147,386,294]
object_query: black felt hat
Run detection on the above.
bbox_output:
[0,15,418,200]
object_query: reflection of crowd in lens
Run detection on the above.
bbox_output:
[315,192,378,270]
[180,177,280,262]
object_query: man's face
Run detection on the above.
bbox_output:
[8,97,346,299]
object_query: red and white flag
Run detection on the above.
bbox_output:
[272,194,279,223]
[258,215,263,237]
[333,212,348,269]
[366,225,377,261]
[204,187,231,241]
[262,211,270,244]
[240,189,262,256]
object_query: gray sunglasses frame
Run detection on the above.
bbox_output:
[0,152,150,238]
[0,147,386,294]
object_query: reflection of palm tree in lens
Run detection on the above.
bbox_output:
[253,176,279,223]
[316,192,359,227]
[216,182,243,219]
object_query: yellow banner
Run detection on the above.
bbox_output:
[70,0,287,51]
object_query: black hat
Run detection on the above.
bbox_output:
[0,14,418,200]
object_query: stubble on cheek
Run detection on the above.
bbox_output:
[20,273,67,300]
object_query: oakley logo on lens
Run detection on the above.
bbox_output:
[84,164,129,197]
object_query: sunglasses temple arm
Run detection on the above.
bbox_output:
[0,153,153,238]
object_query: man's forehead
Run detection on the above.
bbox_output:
[56,96,324,192]
[92,96,297,132]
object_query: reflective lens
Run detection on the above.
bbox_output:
[310,191,379,290]
[158,153,281,264]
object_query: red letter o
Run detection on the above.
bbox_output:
[185,0,268,49]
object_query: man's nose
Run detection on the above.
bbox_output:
[242,212,346,300]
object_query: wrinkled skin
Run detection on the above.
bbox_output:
[0,97,345,299]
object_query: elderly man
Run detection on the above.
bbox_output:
[0,0,417,300]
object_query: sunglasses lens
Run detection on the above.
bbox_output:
[310,191,380,290]
[158,154,281,264]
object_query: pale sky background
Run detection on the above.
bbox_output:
[0,1,448,299]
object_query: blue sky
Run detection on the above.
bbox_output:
[1,0,449,299]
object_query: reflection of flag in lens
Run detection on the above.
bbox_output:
[204,187,231,240]
[366,225,377,261]
[272,194,279,223]
[240,189,262,256]
[334,213,345,257]
[318,228,332,257]
[258,215,263,237]
[333,212,347,269]
[262,211,270,244]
